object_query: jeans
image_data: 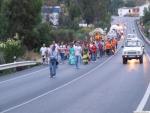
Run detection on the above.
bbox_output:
[60,53,65,62]
[75,56,81,69]
[99,49,104,57]
[91,53,96,61]
[49,59,57,77]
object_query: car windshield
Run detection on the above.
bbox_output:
[127,34,136,39]
[125,41,141,47]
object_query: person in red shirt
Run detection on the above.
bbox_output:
[91,42,97,61]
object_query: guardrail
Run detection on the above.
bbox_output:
[0,61,37,71]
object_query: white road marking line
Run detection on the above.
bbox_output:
[134,111,150,113]
[0,48,122,113]
[135,51,150,112]
[0,67,48,85]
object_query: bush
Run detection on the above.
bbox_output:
[0,39,24,63]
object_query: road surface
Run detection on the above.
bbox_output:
[0,17,150,113]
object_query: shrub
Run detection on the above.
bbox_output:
[0,39,24,63]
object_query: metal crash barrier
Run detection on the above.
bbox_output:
[0,61,37,71]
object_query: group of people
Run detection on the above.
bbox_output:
[40,38,118,78]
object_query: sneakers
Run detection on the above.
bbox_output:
[50,74,56,78]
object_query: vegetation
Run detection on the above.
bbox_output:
[0,0,126,62]
[0,38,24,63]
[110,0,125,15]
[0,0,43,47]
[110,0,148,15]
[142,6,150,38]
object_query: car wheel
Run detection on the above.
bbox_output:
[123,58,127,64]
[139,57,143,64]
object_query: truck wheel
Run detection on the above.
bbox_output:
[123,58,127,64]
[139,57,143,64]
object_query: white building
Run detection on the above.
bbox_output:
[118,7,133,17]
[41,6,61,26]
[118,2,150,17]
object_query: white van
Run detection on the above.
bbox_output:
[122,40,144,64]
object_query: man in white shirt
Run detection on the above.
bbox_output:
[40,44,47,64]
[74,42,82,69]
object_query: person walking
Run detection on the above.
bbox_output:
[82,43,89,64]
[105,39,112,56]
[40,44,47,64]
[91,42,97,62]
[69,43,76,65]
[59,42,66,64]
[98,40,104,57]
[49,44,58,78]
[74,42,82,69]
[111,37,117,54]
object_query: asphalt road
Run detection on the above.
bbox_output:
[0,17,150,113]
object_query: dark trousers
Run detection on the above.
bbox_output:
[106,49,111,56]
[60,53,65,62]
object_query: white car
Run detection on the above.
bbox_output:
[122,40,144,64]
[126,34,138,41]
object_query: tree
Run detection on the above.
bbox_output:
[142,6,150,37]
[0,0,10,40]
[67,0,112,26]
[0,0,3,9]
[110,0,125,15]
[143,6,150,24]
[124,0,136,7]
[6,0,43,37]
[0,0,43,49]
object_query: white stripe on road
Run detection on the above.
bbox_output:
[0,67,48,85]
[135,51,150,112]
[0,51,120,113]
